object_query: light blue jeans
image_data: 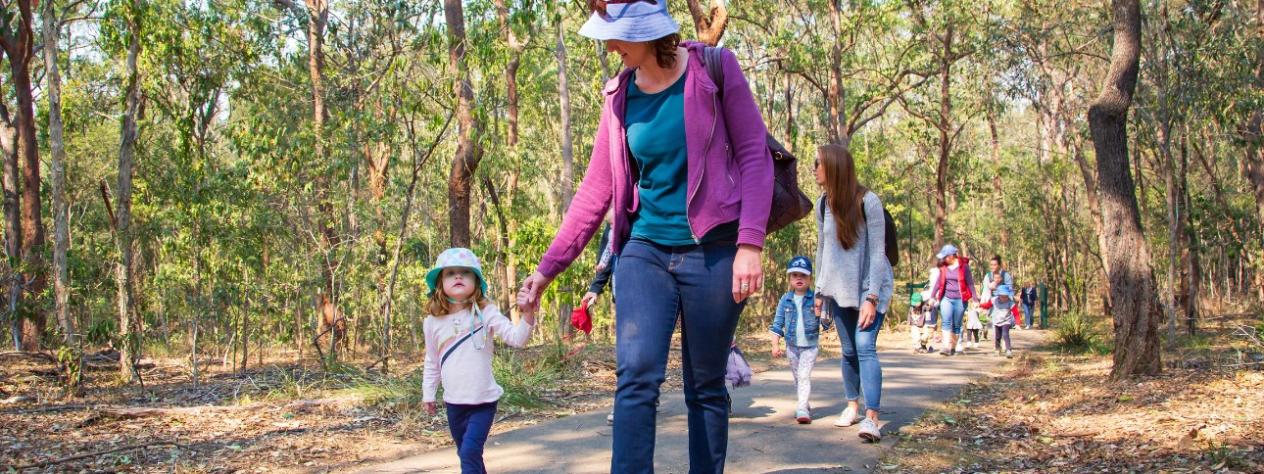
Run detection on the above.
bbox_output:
[827,299,884,411]
[939,297,965,334]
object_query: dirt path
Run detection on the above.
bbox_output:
[347,328,1047,473]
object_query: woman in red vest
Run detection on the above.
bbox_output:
[930,244,976,356]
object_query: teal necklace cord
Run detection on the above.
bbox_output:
[447,296,488,350]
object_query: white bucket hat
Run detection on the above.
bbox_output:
[578,0,680,42]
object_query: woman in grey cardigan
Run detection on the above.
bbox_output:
[811,143,894,442]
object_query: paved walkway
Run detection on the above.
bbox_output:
[353,329,1045,473]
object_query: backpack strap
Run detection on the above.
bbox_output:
[703,46,726,94]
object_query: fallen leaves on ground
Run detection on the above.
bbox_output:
[882,313,1264,474]
[0,341,688,473]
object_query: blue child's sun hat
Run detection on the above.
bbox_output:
[578,1,680,42]
[425,248,489,296]
[786,256,813,276]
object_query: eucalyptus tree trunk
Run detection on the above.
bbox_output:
[1087,0,1161,379]
[1241,0,1264,301]
[445,0,480,247]
[986,106,1009,249]
[44,0,79,369]
[932,23,955,252]
[0,0,46,351]
[0,100,21,351]
[116,0,143,381]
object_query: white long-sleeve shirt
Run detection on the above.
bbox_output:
[422,304,533,404]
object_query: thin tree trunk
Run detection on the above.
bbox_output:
[827,0,847,144]
[381,111,452,373]
[1,0,46,351]
[1087,0,1161,379]
[1241,0,1264,301]
[115,0,143,381]
[1177,138,1198,335]
[495,0,524,148]
[0,96,21,352]
[445,0,479,247]
[986,105,1009,249]
[932,24,955,252]
[557,22,575,212]
[1162,126,1180,340]
[44,0,76,357]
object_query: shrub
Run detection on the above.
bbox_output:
[1054,312,1103,354]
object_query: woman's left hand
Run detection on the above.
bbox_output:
[859,300,878,330]
[732,245,763,303]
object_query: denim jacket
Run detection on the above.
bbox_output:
[769,290,831,347]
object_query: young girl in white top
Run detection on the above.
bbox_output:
[422,248,535,474]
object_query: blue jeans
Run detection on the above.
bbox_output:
[445,402,497,474]
[612,239,744,474]
[939,298,965,334]
[828,300,885,411]
[1022,303,1034,328]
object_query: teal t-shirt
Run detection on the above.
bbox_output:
[626,70,696,246]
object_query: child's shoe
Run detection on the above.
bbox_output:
[796,409,811,424]
[607,411,614,425]
[1006,350,1014,359]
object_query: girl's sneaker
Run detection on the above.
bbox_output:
[796,409,811,424]
[1006,350,1014,359]
[858,417,882,442]
[834,406,859,427]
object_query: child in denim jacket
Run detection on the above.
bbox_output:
[769,256,832,424]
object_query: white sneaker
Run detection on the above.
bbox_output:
[834,406,859,427]
[858,417,882,442]
[607,411,614,425]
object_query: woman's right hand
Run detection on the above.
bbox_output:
[813,297,824,316]
[517,271,554,314]
[425,402,437,416]
[581,291,599,308]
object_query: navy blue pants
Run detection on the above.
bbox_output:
[445,402,497,473]
[611,239,744,474]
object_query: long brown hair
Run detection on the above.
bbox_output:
[819,143,868,249]
[587,0,680,69]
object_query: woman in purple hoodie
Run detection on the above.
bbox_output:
[515,2,773,472]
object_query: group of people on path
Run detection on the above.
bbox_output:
[415,1,912,472]
[909,252,1041,359]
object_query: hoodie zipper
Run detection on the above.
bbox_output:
[686,92,720,244]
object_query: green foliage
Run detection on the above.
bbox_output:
[14,0,1263,374]
[1052,312,1109,355]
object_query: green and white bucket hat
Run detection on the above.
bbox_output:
[425,248,489,296]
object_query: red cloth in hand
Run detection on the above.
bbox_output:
[571,303,593,334]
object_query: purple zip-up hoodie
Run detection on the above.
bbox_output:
[536,42,774,279]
